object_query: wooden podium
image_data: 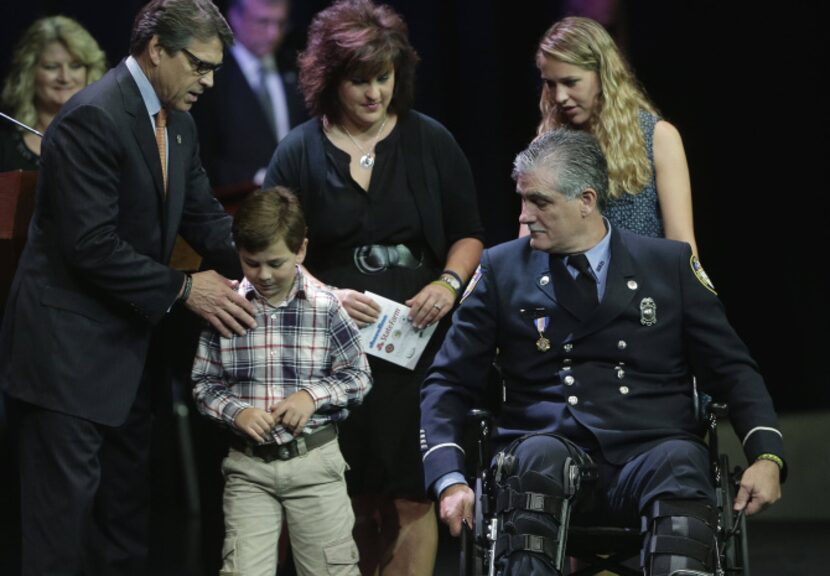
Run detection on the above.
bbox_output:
[0,170,37,306]
[0,173,256,303]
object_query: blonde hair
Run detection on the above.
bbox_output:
[536,16,657,199]
[1,16,107,129]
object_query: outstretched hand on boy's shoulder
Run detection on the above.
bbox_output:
[234,407,277,444]
[272,391,316,437]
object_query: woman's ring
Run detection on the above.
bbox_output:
[433,304,443,311]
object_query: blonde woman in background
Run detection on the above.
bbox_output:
[1,15,106,170]
[523,16,698,255]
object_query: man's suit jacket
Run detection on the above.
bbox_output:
[420,228,784,491]
[0,61,237,426]
[192,52,306,187]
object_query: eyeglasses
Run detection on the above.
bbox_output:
[181,48,222,76]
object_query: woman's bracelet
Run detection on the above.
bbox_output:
[430,279,458,299]
[441,269,463,287]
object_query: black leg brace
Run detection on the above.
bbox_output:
[642,499,718,576]
[490,434,594,576]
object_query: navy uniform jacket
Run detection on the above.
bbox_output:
[421,228,783,492]
[0,61,237,427]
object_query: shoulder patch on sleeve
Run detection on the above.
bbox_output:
[690,255,717,295]
[460,265,483,303]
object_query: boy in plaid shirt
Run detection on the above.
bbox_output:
[193,187,370,576]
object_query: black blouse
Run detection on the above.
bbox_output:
[0,127,40,172]
[320,122,421,249]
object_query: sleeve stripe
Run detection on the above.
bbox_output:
[422,442,465,462]
[742,426,783,446]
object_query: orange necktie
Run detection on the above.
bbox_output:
[155,109,167,194]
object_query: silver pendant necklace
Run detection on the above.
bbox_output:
[340,115,388,169]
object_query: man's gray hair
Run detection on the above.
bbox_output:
[130,0,234,57]
[512,128,609,212]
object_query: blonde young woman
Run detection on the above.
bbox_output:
[1,15,106,170]
[523,16,698,255]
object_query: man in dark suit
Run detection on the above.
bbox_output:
[0,1,257,574]
[192,0,305,188]
[420,129,784,575]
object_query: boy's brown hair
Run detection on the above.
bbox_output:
[232,187,307,253]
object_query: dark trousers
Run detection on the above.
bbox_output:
[14,377,153,576]
[511,435,715,525]
[498,436,715,575]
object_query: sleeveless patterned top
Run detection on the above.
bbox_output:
[603,110,663,237]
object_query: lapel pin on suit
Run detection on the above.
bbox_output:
[176,134,182,144]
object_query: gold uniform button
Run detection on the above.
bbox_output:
[619,386,630,395]
[567,395,578,406]
[617,340,627,350]
[564,375,575,386]
[563,343,573,352]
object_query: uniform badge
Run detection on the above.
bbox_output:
[460,265,483,303]
[690,255,717,295]
[534,316,551,352]
[640,297,657,326]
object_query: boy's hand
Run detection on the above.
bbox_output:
[234,407,276,443]
[271,391,316,436]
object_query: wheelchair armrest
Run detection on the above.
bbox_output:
[467,409,493,439]
[697,392,729,423]
[466,409,493,476]
[708,402,729,419]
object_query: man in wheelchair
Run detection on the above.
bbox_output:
[419,129,784,576]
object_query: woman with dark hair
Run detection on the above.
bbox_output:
[264,1,484,573]
[1,15,106,171]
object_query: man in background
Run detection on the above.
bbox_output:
[193,0,306,188]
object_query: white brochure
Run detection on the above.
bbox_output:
[358,291,438,370]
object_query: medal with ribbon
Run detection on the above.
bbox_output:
[534,316,551,352]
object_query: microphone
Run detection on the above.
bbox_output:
[0,112,43,138]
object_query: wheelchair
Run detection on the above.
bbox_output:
[459,397,750,576]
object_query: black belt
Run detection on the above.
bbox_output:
[353,243,423,274]
[230,424,337,463]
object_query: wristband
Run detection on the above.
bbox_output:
[442,269,463,288]
[179,273,193,304]
[755,453,784,470]
[430,279,458,299]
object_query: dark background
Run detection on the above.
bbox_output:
[3,0,822,413]
[1,1,826,573]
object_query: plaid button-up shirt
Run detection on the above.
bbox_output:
[192,267,372,445]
